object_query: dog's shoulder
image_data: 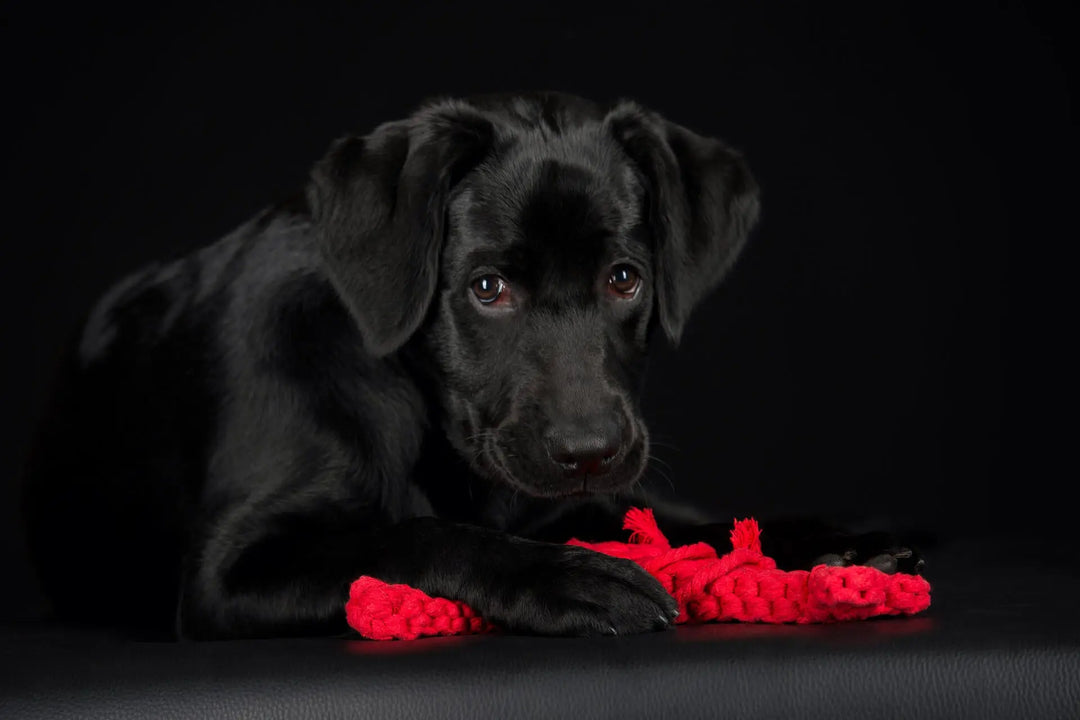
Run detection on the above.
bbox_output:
[76,200,320,366]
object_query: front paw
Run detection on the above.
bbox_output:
[812,532,927,575]
[484,541,679,637]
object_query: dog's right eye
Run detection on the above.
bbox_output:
[471,275,510,306]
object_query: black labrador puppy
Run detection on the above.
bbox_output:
[23,92,919,640]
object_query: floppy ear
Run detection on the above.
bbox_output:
[306,102,494,356]
[607,102,761,344]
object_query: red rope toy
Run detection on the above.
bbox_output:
[345,508,931,640]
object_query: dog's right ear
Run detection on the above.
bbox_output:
[307,102,494,356]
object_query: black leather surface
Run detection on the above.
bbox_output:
[3,534,1078,720]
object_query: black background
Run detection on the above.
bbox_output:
[1,2,1074,618]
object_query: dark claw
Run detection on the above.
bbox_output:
[866,553,898,574]
[814,553,847,567]
[758,525,927,575]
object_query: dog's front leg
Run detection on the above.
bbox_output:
[178,509,678,640]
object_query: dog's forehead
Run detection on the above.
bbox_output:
[447,131,646,272]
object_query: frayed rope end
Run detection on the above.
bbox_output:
[730,518,762,553]
[623,507,670,547]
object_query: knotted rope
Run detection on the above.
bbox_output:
[345,508,930,640]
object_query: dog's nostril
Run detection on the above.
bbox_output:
[551,452,579,467]
[554,454,609,477]
[550,445,618,466]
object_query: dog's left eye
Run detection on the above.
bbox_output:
[607,265,641,298]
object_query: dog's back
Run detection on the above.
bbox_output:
[24,212,282,633]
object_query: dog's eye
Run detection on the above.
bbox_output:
[472,275,509,305]
[607,265,641,298]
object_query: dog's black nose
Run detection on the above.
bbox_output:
[544,419,622,478]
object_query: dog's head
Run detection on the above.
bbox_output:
[307,93,759,497]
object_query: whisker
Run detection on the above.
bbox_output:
[646,455,676,493]
[648,454,674,471]
[624,476,647,501]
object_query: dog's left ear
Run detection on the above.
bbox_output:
[607,102,761,344]
[306,101,494,356]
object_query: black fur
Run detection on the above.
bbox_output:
[22,92,914,640]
